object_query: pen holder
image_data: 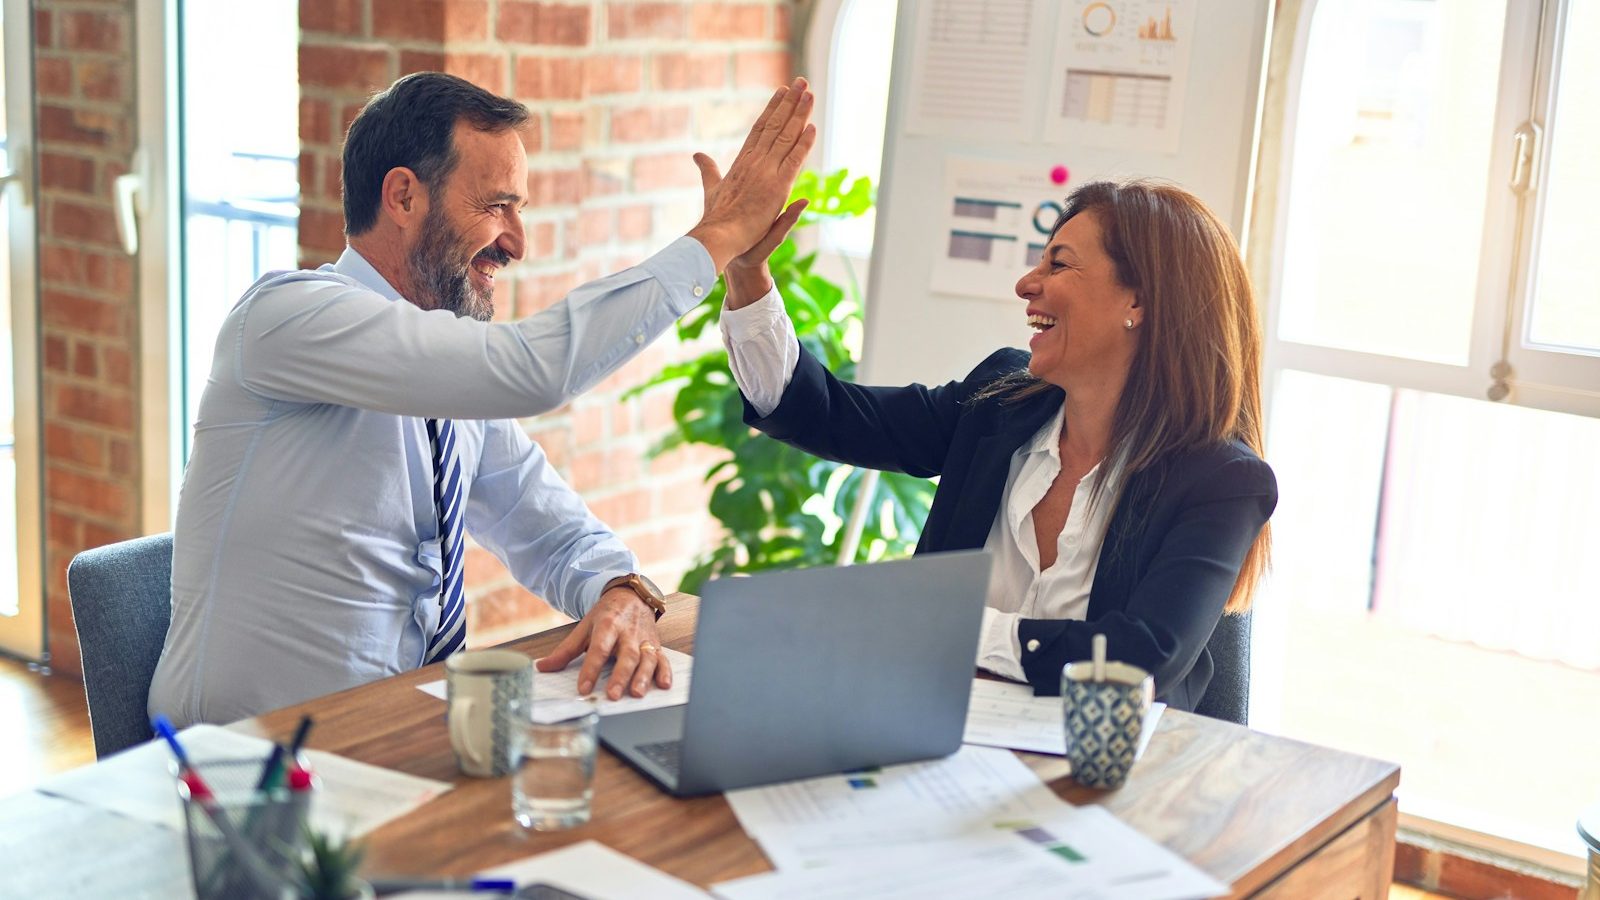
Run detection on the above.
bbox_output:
[176,758,313,900]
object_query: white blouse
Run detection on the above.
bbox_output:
[722,290,1116,683]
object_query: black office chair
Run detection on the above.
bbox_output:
[1193,611,1251,726]
[66,533,174,758]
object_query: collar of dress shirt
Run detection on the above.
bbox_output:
[1022,403,1066,459]
[331,246,405,302]
[1017,403,1122,490]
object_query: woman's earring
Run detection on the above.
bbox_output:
[1124,318,1135,330]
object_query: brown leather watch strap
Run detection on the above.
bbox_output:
[604,573,666,620]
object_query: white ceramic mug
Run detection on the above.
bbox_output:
[445,649,532,777]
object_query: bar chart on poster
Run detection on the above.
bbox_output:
[859,0,1272,387]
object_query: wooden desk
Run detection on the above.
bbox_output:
[238,595,1400,898]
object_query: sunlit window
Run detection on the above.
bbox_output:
[817,0,898,257]
[1277,0,1507,365]
[0,1,16,619]
[1258,0,1600,861]
[1526,0,1600,353]
[180,0,299,454]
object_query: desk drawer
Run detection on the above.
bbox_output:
[1251,796,1398,900]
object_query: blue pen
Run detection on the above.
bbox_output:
[368,877,517,895]
[152,715,192,770]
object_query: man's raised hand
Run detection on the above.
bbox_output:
[687,77,816,273]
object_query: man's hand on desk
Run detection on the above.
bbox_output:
[536,588,673,700]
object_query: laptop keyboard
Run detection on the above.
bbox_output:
[636,739,683,777]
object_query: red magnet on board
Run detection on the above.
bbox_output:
[1050,165,1070,185]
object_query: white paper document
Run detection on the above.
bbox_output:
[724,745,1065,870]
[0,791,191,899]
[713,836,1096,900]
[720,746,1225,900]
[37,723,451,837]
[932,156,1067,301]
[417,647,694,723]
[1045,0,1198,152]
[714,806,1225,899]
[963,678,1165,761]
[905,0,1039,141]
[393,840,710,900]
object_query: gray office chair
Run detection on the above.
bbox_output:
[1193,611,1251,726]
[66,533,174,758]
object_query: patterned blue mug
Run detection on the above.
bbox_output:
[445,649,533,777]
[1061,660,1153,789]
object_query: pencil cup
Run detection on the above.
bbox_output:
[446,649,533,777]
[176,757,309,900]
[1061,661,1153,790]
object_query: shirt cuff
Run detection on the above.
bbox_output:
[577,569,634,618]
[976,606,1027,682]
[719,286,787,339]
[640,236,718,317]
[721,286,797,419]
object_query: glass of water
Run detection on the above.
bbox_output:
[511,703,599,831]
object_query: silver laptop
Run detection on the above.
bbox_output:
[599,549,993,796]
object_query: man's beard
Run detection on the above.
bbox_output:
[407,206,509,322]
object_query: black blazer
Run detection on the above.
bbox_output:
[743,346,1278,712]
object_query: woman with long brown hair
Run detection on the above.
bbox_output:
[717,179,1275,713]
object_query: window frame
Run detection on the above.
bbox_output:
[0,0,46,663]
[135,0,182,534]
[1248,0,1592,874]
[1501,0,1600,412]
[1253,0,1559,414]
[802,0,896,266]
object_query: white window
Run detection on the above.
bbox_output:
[805,0,899,260]
[133,0,299,525]
[0,0,45,661]
[176,1,299,451]
[1253,0,1600,869]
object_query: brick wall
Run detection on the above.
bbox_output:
[298,0,794,643]
[34,0,142,676]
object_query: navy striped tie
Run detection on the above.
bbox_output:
[424,418,466,664]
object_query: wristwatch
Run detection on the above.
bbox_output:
[606,573,667,620]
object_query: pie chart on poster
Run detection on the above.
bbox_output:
[1082,2,1116,38]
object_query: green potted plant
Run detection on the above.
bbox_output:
[629,170,936,592]
[291,826,371,900]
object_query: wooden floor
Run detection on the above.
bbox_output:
[0,657,95,799]
[0,658,1459,898]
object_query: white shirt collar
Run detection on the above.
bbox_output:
[1024,403,1066,458]
[330,246,405,302]
[1019,402,1119,490]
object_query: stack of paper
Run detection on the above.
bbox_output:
[417,647,694,723]
[714,745,1225,900]
[38,723,451,838]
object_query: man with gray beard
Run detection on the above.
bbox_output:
[149,72,815,726]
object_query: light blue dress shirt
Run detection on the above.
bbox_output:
[149,238,715,727]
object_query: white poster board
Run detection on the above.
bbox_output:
[859,0,1273,387]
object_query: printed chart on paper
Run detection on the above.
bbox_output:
[932,157,1065,300]
[1046,0,1197,152]
[905,0,1036,140]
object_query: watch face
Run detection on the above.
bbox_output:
[639,574,663,598]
